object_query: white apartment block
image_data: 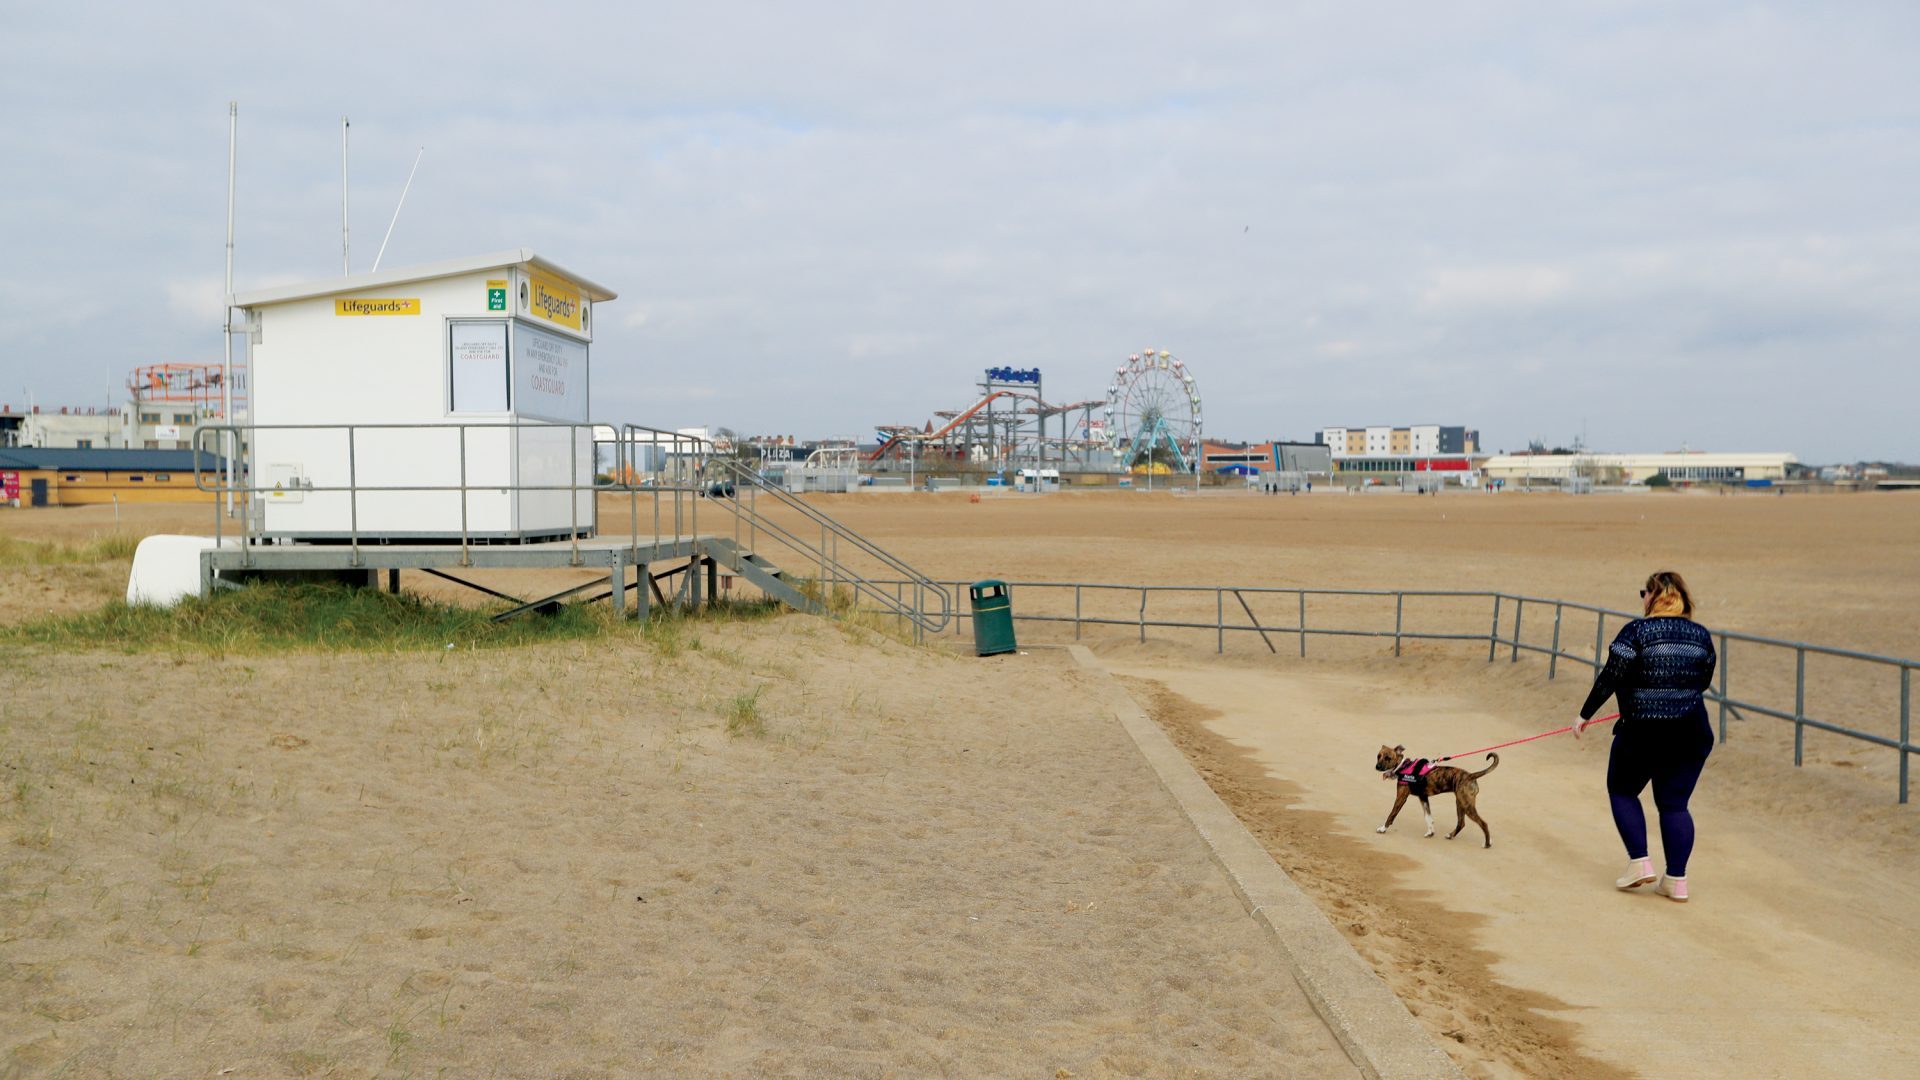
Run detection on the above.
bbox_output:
[1320,423,1479,460]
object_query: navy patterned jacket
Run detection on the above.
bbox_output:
[1580,616,1717,723]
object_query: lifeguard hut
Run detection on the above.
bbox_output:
[233,250,609,541]
[162,249,953,635]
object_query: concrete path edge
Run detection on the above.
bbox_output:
[1069,645,1465,1080]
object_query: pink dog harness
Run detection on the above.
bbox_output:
[1386,758,1434,784]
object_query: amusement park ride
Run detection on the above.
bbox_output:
[868,351,1202,480]
[869,367,1104,471]
[1106,349,1203,484]
[127,363,245,418]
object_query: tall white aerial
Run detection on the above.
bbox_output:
[341,117,350,274]
[371,147,424,273]
[222,100,238,516]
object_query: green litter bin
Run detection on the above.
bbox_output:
[969,580,1017,657]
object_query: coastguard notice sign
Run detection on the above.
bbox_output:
[514,322,587,422]
[526,270,584,331]
[335,298,421,316]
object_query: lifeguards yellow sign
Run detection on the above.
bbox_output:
[334,298,421,316]
[527,270,584,331]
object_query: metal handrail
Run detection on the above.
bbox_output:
[863,576,1916,805]
[614,424,949,633]
[709,475,952,636]
[711,457,952,633]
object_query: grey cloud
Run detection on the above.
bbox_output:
[1,2,1916,459]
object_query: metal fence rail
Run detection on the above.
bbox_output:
[862,578,1916,805]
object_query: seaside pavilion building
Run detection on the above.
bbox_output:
[1479,451,1797,486]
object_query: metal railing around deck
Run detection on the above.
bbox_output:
[197,420,647,569]
[190,420,950,633]
[864,578,1916,805]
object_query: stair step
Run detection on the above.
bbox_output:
[697,539,818,615]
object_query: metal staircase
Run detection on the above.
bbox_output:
[619,425,952,638]
[696,536,818,614]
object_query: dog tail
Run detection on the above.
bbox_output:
[1468,752,1500,780]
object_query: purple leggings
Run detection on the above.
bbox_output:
[1607,709,1713,877]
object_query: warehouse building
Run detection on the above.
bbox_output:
[1201,440,1334,476]
[0,448,227,507]
[1479,451,1797,485]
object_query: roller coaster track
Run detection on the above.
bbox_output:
[867,389,1037,461]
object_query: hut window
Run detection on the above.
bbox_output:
[449,320,511,413]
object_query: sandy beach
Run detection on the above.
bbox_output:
[4,488,1916,1077]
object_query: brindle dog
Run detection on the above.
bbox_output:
[1373,745,1499,847]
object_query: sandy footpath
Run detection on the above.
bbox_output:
[1109,645,1920,1080]
[1,617,1356,1078]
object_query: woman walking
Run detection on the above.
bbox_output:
[1574,571,1717,902]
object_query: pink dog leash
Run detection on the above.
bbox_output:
[1432,712,1619,763]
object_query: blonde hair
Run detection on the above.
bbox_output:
[1644,570,1694,618]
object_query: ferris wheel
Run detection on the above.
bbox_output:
[1105,349,1203,473]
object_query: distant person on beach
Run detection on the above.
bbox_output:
[1573,571,1717,902]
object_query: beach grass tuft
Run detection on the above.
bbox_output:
[2,581,781,655]
[0,533,141,566]
[722,686,767,738]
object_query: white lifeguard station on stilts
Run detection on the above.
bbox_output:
[238,249,605,543]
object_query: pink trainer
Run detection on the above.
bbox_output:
[1615,859,1657,890]
[1657,875,1689,902]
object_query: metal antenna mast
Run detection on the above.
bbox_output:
[341,117,350,274]
[371,147,424,273]
[223,101,238,516]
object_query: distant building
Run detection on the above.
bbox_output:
[1201,441,1334,476]
[9,407,122,449]
[1480,451,1797,485]
[1,403,212,450]
[0,448,228,507]
[1316,423,1480,479]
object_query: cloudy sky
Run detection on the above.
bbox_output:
[4,2,1915,461]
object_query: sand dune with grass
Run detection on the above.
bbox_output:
[2,603,1355,1077]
